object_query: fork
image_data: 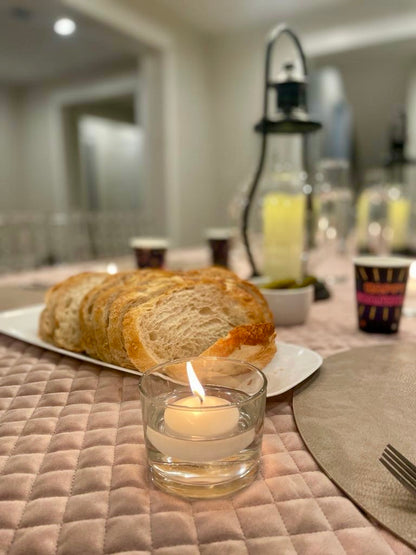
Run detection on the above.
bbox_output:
[379,444,416,495]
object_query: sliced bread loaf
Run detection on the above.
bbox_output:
[122,279,276,372]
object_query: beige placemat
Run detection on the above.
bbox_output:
[293,343,416,549]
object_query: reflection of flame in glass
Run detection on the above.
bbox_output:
[388,186,401,201]
[318,217,328,231]
[368,222,381,237]
[106,263,118,274]
[186,361,205,402]
[326,227,337,240]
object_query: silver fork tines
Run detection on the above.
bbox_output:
[379,444,416,495]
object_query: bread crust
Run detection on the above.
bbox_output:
[202,323,276,369]
[163,323,276,382]
[38,281,65,343]
[79,271,139,357]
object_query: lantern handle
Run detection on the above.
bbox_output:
[262,24,308,123]
[242,24,308,277]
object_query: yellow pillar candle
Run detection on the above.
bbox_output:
[262,191,305,281]
[356,190,370,250]
[387,197,411,250]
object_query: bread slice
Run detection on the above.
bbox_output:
[49,272,108,351]
[122,279,276,372]
[79,271,140,358]
[106,275,185,367]
[186,267,273,323]
[93,269,175,363]
[38,281,66,343]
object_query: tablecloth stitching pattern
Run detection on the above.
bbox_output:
[0,323,415,554]
[278,425,348,555]
[102,380,123,555]
[53,370,101,554]
[5,361,73,554]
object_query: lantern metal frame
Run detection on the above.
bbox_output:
[241,23,320,277]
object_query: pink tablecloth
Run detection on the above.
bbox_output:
[0,253,415,554]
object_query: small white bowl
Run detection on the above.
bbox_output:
[250,279,314,326]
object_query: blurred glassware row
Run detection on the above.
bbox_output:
[314,158,354,255]
[231,153,416,286]
[0,210,150,274]
[356,165,416,257]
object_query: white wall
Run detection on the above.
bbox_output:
[65,0,216,247]
[0,84,64,213]
[0,86,21,210]
[207,29,267,225]
[405,70,416,160]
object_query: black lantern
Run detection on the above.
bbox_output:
[242,24,321,279]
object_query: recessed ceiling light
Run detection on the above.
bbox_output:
[54,18,76,36]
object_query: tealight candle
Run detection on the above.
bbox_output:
[164,362,239,437]
[165,395,239,437]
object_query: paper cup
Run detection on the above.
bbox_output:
[205,228,234,268]
[129,237,169,269]
[354,256,411,333]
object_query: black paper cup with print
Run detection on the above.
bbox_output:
[205,228,234,268]
[130,237,169,269]
[354,256,411,333]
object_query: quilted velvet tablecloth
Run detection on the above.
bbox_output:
[0,254,415,554]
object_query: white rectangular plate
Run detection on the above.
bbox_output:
[0,305,322,396]
[0,304,141,377]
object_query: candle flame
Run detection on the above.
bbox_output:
[186,361,205,403]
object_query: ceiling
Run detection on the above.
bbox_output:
[2,0,416,86]
[0,0,142,85]
[151,0,416,36]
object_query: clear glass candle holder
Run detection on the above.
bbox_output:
[139,356,267,499]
